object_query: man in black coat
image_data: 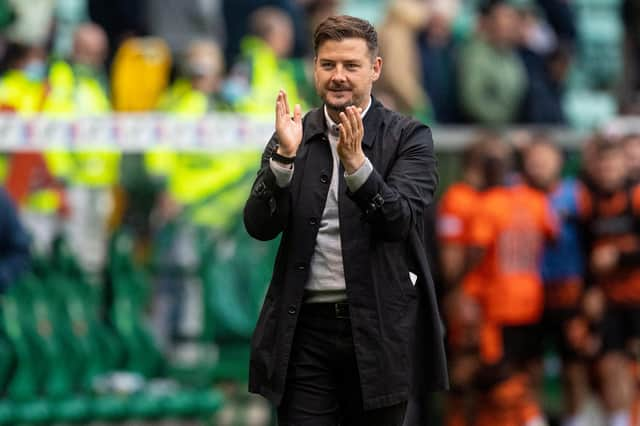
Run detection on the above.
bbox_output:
[243,15,447,425]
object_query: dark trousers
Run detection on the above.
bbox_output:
[277,303,407,426]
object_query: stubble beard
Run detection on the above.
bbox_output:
[322,90,361,115]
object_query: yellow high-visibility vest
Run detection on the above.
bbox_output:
[0,69,63,214]
[0,69,46,113]
[147,79,260,227]
[234,36,306,116]
[43,60,120,187]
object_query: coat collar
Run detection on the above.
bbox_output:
[302,97,385,148]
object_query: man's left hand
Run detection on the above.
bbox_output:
[337,105,365,174]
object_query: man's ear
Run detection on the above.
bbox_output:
[372,56,382,82]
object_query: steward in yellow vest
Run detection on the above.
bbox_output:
[43,23,118,189]
[0,43,66,215]
[146,40,258,229]
[223,7,309,116]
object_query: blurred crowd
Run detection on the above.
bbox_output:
[0,0,634,124]
[435,131,640,426]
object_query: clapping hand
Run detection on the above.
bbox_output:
[275,90,302,157]
[336,105,365,174]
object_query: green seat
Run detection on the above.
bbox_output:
[12,399,51,423]
[160,388,224,418]
[51,396,92,422]
[109,230,165,379]
[107,229,226,420]
[563,89,617,130]
[0,401,13,425]
[91,394,131,421]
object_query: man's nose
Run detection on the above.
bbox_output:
[331,65,346,82]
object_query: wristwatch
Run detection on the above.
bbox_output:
[271,145,296,164]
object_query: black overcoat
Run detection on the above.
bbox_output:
[243,98,448,416]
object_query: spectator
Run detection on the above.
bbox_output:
[0,43,69,255]
[147,38,237,229]
[0,188,31,293]
[375,0,430,119]
[0,42,49,110]
[146,39,248,348]
[517,5,569,124]
[44,22,116,275]
[223,6,307,115]
[418,0,461,123]
[145,0,226,58]
[222,0,309,65]
[457,0,528,126]
[535,0,576,47]
[157,39,227,112]
[54,22,110,110]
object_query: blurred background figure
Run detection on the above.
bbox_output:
[0,187,30,293]
[45,22,116,277]
[157,39,227,113]
[577,139,640,426]
[418,0,461,124]
[521,135,592,425]
[457,0,527,126]
[467,137,556,426]
[437,133,496,426]
[375,0,430,119]
[516,4,570,124]
[223,6,308,115]
[146,38,232,350]
[222,0,309,65]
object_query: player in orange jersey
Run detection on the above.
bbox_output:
[438,133,501,426]
[468,138,557,426]
[578,139,640,426]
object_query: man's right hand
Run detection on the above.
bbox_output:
[275,90,302,157]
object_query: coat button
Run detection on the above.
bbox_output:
[288,306,297,315]
[295,263,306,271]
[320,174,329,184]
[309,218,317,226]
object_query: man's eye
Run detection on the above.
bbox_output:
[346,64,359,70]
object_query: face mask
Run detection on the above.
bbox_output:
[23,61,47,81]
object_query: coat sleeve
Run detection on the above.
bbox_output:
[0,190,31,292]
[243,133,292,241]
[347,122,438,242]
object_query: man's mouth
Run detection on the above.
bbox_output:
[329,90,351,97]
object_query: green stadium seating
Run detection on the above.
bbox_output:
[0,233,225,424]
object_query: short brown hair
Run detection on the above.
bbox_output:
[313,15,378,59]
